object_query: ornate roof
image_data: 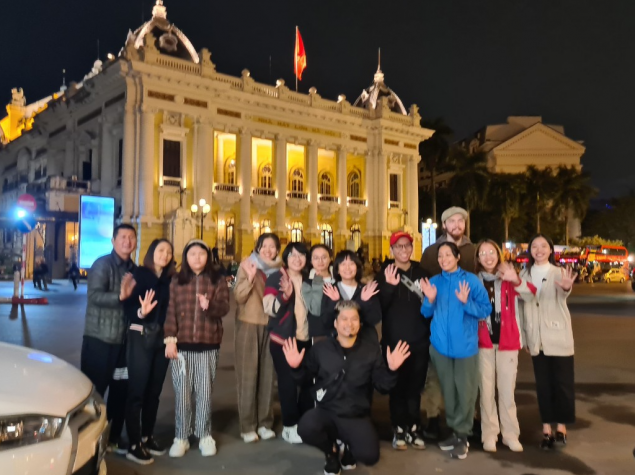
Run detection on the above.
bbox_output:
[126,1,199,63]
[353,53,407,115]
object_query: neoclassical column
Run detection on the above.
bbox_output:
[307,140,319,236]
[215,133,224,184]
[238,128,252,229]
[364,151,375,234]
[337,146,348,236]
[99,119,113,196]
[138,106,156,220]
[63,137,74,178]
[195,119,214,205]
[377,153,388,234]
[121,104,136,220]
[407,156,419,229]
[274,134,287,233]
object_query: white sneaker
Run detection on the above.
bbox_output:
[483,439,497,452]
[503,438,524,452]
[241,431,259,443]
[281,425,302,444]
[199,436,217,456]
[257,427,276,440]
[168,438,190,458]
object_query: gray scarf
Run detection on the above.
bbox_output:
[249,252,281,277]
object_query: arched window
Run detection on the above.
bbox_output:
[320,223,333,250]
[291,221,303,243]
[319,172,332,196]
[348,170,361,198]
[260,219,271,235]
[350,224,362,251]
[259,163,272,189]
[290,168,304,193]
[224,158,236,185]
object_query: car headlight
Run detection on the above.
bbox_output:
[0,415,65,450]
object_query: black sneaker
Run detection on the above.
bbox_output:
[438,433,460,451]
[107,440,128,455]
[449,437,469,460]
[340,445,357,470]
[541,433,555,450]
[143,436,166,456]
[423,416,440,439]
[324,450,341,475]
[392,426,408,450]
[126,444,154,465]
[406,425,426,450]
[555,431,567,445]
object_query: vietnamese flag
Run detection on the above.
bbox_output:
[294,26,307,81]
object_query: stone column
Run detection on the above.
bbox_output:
[307,140,319,242]
[121,104,136,221]
[238,128,253,257]
[377,153,388,234]
[337,147,348,250]
[195,120,214,207]
[90,141,99,184]
[407,157,419,230]
[63,137,74,178]
[216,134,224,184]
[275,135,287,234]
[99,120,113,196]
[138,107,156,220]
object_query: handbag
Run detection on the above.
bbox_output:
[141,322,164,350]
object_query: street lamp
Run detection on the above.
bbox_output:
[422,218,438,248]
[191,198,211,240]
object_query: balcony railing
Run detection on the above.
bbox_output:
[318,195,338,203]
[215,183,240,193]
[389,201,401,209]
[253,187,276,197]
[347,197,366,206]
[287,191,308,200]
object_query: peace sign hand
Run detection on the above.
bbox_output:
[138,289,158,318]
[419,278,437,303]
[361,280,379,301]
[555,266,575,292]
[455,280,471,304]
[282,337,306,369]
[386,340,411,371]
[384,264,401,286]
[279,268,294,300]
[323,282,340,302]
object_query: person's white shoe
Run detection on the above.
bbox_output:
[483,439,497,452]
[282,425,302,444]
[503,438,524,452]
[257,427,276,440]
[241,431,259,443]
[199,436,217,456]
[168,438,190,458]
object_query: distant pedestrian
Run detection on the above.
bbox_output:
[519,234,576,450]
[39,258,49,290]
[69,261,80,290]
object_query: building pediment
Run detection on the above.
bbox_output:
[493,123,584,154]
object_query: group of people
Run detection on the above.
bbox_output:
[80,204,576,474]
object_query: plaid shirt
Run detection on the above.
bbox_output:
[164,274,230,345]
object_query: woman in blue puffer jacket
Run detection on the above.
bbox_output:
[419,242,491,460]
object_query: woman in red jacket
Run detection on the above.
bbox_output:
[475,239,536,453]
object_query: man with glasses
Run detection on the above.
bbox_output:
[377,231,431,450]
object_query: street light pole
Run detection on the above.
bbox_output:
[191,198,211,240]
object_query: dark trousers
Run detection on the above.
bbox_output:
[81,335,128,442]
[532,352,575,424]
[298,407,380,466]
[386,343,429,429]
[270,339,313,427]
[125,331,170,444]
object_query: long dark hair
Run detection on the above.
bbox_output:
[333,250,363,283]
[527,234,557,272]
[255,233,281,255]
[177,240,221,285]
[143,239,176,278]
[281,242,309,278]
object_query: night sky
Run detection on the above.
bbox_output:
[1,0,632,198]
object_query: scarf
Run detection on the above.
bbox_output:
[478,271,502,335]
[249,251,281,277]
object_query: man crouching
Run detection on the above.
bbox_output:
[283,300,410,475]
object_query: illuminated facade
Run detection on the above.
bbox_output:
[0,1,432,270]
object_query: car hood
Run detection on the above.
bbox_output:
[0,343,93,418]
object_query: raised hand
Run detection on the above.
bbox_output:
[419,278,437,303]
[138,289,158,318]
[197,293,210,310]
[384,264,401,286]
[282,337,305,369]
[497,261,520,284]
[555,266,575,292]
[455,280,471,304]
[119,273,136,301]
[386,340,411,371]
[361,280,379,301]
[240,258,258,282]
[165,342,178,359]
[323,282,340,302]
[279,268,293,300]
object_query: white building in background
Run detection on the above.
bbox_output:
[0,1,432,276]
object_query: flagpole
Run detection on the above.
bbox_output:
[295,26,298,92]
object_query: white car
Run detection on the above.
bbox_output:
[0,342,108,475]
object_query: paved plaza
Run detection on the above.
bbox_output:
[0,280,634,475]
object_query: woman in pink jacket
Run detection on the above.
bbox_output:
[475,240,536,453]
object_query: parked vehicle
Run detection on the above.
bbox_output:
[0,342,108,474]
[602,268,626,283]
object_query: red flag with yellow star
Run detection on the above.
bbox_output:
[294,27,307,81]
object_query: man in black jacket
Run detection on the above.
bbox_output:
[284,300,410,475]
[377,231,431,451]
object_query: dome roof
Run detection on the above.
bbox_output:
[128,1,199,63]
[353,59,407,115]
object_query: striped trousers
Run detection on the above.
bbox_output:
[172,349,219,440]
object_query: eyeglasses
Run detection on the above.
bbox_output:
[392,244,413,251]
[312,255,330,262]
[478,250,497,257]
[288,252,306,260]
